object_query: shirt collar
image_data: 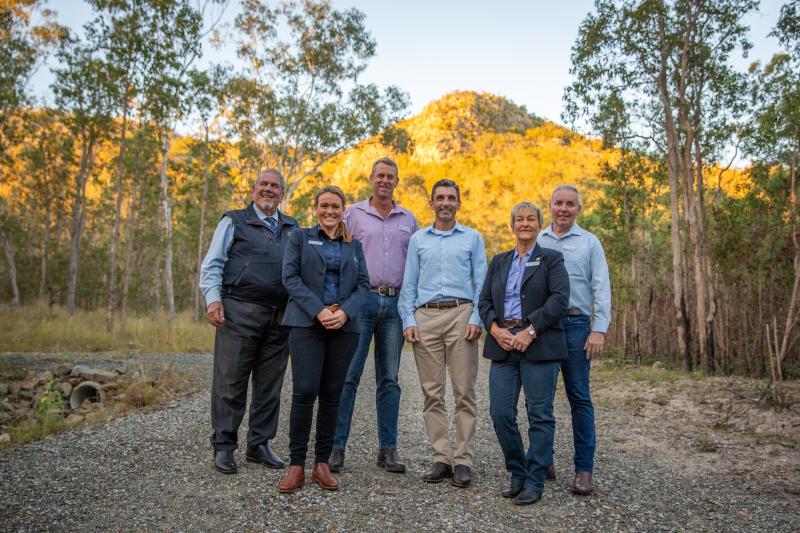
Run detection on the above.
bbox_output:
[541,222,583,239]
[512,247,535,261]
[315,224,342,241]
[355,198,403,217]
[425,222,466,236]
[252,203,280,223]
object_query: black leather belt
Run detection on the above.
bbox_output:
[371,286,400,296]
[421,298,472,310]
[566,307,584,316]
[503,319,525,328]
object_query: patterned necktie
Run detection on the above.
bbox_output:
[265,216,278,237]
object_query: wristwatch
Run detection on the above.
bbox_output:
[527,325,537,338]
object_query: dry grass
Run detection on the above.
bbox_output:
[0,303,214,353]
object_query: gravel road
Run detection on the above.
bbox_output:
[1,350,797,532]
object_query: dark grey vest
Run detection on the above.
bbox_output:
[221,202,298,306]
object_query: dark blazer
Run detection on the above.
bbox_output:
[478,244,570,362]
[281,225,370,333]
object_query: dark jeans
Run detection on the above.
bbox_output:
[288,324,358,466]
[557,314,595,472]
[490,359,559,493]
[210,298,289,451]
[334,292,404,450]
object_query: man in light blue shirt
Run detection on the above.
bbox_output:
[537,184,611,496]
[399,179,487,488]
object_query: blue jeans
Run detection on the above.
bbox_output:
[490,359,559,493]
[333,292,404,450]
[558,314,595,472]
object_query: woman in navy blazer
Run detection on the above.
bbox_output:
[279,185,370,494]
[478,201,569,505]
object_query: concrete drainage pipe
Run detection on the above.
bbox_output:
[69,381,106,409]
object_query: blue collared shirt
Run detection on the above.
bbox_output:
[319,228,343,305]
[537,222,611,332]
[199,205,280,306]
[398,223,488,329]
[503,248,535,320]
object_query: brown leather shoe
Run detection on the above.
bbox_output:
[449,464,471,488]
[311,462,339,490]
[422,461,452,483]
[546,465,556,481]
[377,448,406,473]
[572,471,593,495]
[279,466,305,493]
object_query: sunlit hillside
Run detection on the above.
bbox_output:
[293,91,614,256]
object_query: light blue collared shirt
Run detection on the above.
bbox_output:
[503,248,535,320]
[537,222,611,332]
[398,223,487,329]
[199,204,279,306]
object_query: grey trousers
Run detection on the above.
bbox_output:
[211,297,290,451]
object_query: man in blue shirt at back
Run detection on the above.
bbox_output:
[538,184,611,496]
[399,179,487,489]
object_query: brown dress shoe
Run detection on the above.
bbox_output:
[279,466,305,493]
[449,464,471,488]
[572,471,593,495]
[422,461,452,483]
[377,448,406,473]
[546,465,556,481]
[311,462,339,490]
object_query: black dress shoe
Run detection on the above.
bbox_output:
[377,448,406,473]
[214,450,237,474]
[450,464,471,488]
[501,480,525,498]
[328,448,345,473]
[514,486,543,505]
[245,443,285,469]
[422,462,452,483]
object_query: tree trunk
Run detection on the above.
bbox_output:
[159,130,175,326]
[66,135,95,314]
[656,4,691,368]
[194,123,211,321]
[39,210,50,301]
[106,90,130,333]
[120,179,141,329]
[0,226,20,308]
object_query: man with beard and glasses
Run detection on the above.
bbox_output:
[398,179,487,489]
[200,168,299,474]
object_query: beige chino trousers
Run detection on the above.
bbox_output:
[412,304,479,468]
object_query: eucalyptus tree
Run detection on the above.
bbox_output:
[564,0,757,372]
[228,0,409,206]
[747,0,800,403]
[52,35,115,314]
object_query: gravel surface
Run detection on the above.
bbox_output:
[1,350,797,532]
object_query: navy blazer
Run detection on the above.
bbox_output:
[281,225,370,333]
[478,244,570,362]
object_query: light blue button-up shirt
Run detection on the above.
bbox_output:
[537,222,611,332]
[398,223,488,329]
[503,248,534,320]
[198,205,279,306]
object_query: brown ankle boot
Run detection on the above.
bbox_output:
[311,462,339,490]
[279,466,305,493]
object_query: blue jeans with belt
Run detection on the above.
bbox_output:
[333,292,404,450]
[490,358,560,493]
[558,314,595,472]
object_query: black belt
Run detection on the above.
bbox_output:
[420,298,472,310]
[566,307,584,316]
[503,318,525,328]
[371,286,400,297]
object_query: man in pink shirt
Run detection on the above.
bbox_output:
[329,157,418,474]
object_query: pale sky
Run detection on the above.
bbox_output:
[36,0,786,126]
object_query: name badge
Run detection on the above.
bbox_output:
[399,225,411,233]
[562,244,576,252]
[309,240,323,246]
[526,260,541,267]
